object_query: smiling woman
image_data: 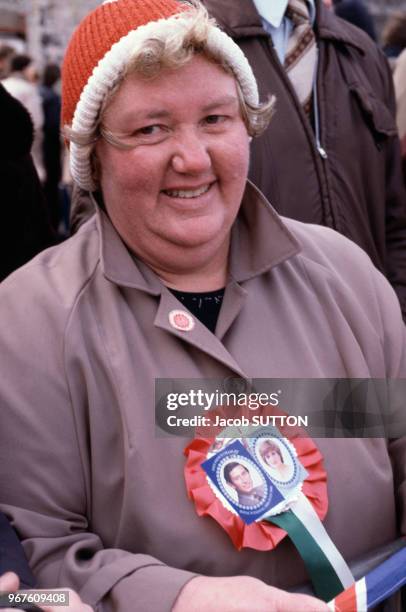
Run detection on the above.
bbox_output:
[0,1,406,612]
[62,0,274,291]
[94,57,250,290]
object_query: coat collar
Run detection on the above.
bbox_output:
[316,1,366,54]
[96,180,301,292]
[203,0,366,55]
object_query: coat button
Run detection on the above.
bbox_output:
[169,309,195,331]
[223,377,252,394]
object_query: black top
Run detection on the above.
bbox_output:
[169,288,225,333]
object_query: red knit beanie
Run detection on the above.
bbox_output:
[62,0,184,129]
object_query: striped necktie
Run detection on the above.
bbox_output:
[284,0,318,114]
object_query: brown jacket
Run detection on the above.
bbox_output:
[202,0,406,318]
[0,184,405,610]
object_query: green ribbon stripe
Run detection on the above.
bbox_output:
[265,510,344,601]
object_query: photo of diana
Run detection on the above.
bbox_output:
[258,439,294,483]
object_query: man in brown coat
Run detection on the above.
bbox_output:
[202,0,406,318]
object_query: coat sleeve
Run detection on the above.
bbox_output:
[368,258,406,538]
[301,224,406,539]
[0,271,195,612]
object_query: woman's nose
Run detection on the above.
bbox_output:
[171,129,212,174]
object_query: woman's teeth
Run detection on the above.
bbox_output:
[164,184,211,198]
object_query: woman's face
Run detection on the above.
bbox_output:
[265,449,282,468]
[95,54,250,274]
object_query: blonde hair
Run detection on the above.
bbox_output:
[64,2,274,186]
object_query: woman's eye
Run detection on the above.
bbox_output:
[204,114,225,125]
[128,124,169,145]
[138,125,161,136]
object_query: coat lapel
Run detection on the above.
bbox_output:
[154,288,248,377]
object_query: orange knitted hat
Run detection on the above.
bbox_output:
[62,0,184,129]
[62,0,259,191]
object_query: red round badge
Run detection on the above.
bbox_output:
[169,310,195,332]
[174,314,189,328]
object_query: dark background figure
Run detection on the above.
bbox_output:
[0,44,15,80]
[40,64,63,235]
[332,0,376,41]
[2,54,45,183]
[0,512,35,589]
[0,83,56,282]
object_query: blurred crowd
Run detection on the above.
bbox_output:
[0,46,70,254]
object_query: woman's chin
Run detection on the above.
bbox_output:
[162,218,228,249]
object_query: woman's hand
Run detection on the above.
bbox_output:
[173,575,329,612]
[0,572,93,612]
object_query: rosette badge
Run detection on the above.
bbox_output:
[184,423,355,602]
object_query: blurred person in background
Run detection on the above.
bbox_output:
[0,82,56,282]
[332,0,376,41]
[2,54,45,182]
[0,45,15,80]
[382,11,406,70]
[40,64,63,236]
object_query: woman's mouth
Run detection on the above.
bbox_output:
[163,183,212,199]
